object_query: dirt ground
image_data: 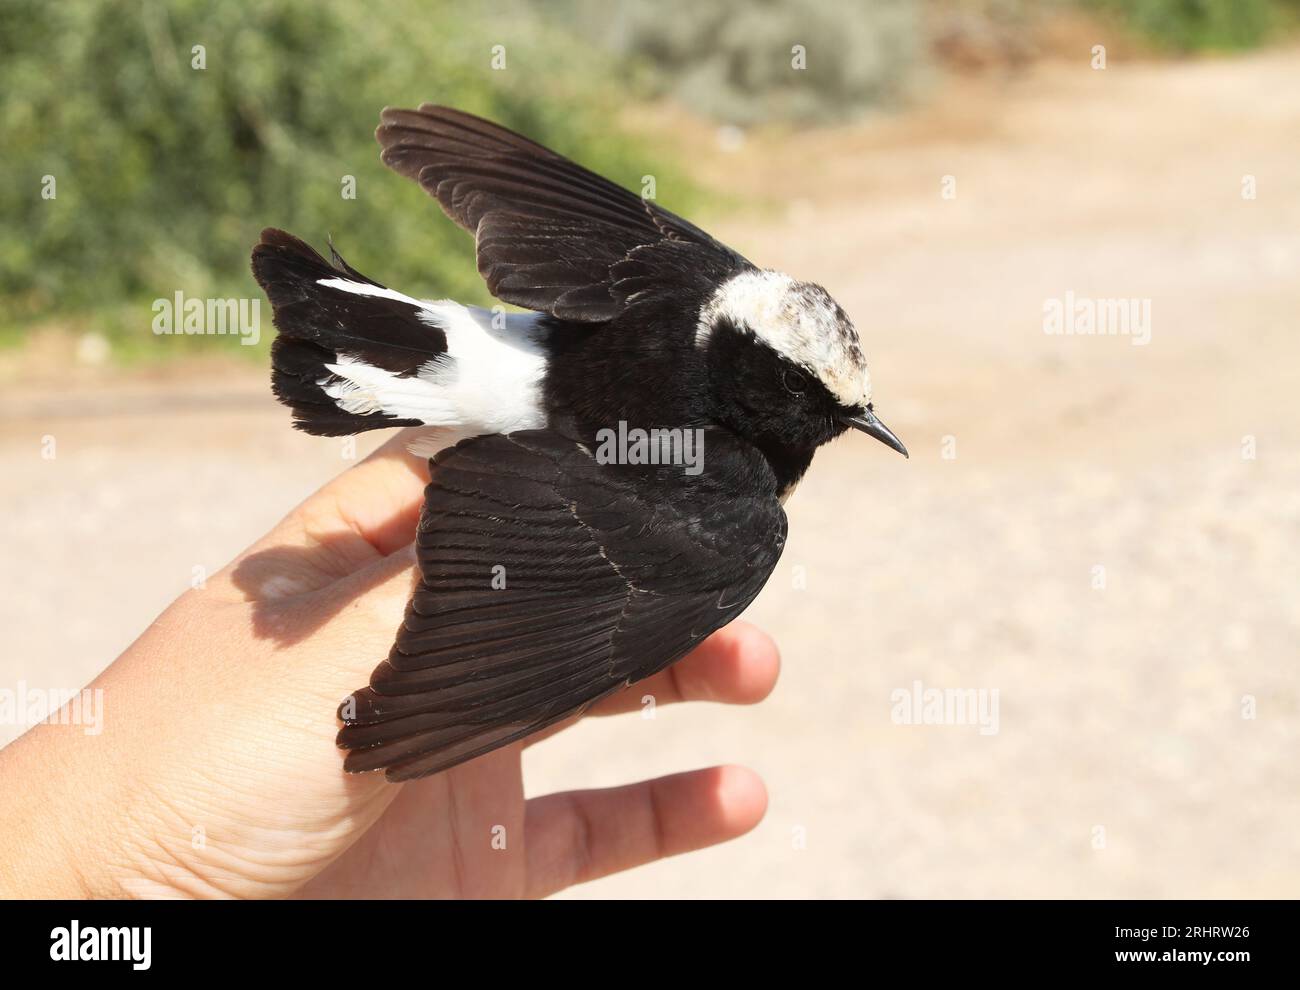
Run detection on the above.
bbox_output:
[3,50,1298,897]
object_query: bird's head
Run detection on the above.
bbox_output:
[699,270,907,469]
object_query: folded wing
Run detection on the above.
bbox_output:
[337,427,786,781]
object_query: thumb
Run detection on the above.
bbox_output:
[297,542,421,690]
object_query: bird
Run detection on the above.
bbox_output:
[250,105,907,782]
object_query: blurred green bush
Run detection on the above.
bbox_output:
[4,0,1298,360]
[0,0,691,356]
[578,0,923,125]
[586,0,1300,123]
[1085,0,1300,51]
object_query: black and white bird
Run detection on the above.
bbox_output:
[251,105,906,781]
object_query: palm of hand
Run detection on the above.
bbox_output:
[102,431,775,899]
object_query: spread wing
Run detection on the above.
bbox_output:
[375,104,752,321]
[337,428,786,781]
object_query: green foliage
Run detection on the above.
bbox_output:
[1084,0,1300,52]
[6,0,1297,361]
[0,0,691,357]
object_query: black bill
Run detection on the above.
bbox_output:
[841,406,908,458]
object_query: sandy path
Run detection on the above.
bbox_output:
[3,51,1298,897]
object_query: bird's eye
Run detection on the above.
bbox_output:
[782,369,807,395]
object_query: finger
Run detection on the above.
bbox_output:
[524,765,767,898]
[272,427,433,559]
[309,428,436,557]
[324,540,421,628]
[521,622,780,748]
[588,621,780,715]
[222,428,434,599]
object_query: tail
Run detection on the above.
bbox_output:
[250,228,449,436]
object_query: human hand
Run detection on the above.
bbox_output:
[0,430,779,898]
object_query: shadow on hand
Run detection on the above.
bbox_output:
[230,534,416,648]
